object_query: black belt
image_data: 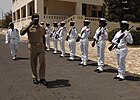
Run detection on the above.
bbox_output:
[10,38,16,40]
[30,43,42,46]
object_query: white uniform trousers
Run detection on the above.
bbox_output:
[9,40,18,57]
[80,38,88,65]
[96,40,106,70]
[59,38,65,56]
[116,47,128,79]
[52,37,58,52]
[45,35,50,50]
[68,39,76,59]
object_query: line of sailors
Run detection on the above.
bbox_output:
[40,20,91,61]
[5,18,133,81]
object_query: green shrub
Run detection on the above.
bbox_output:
[108,28,120,42]
[131,30,140,45]
[108,29,140,45]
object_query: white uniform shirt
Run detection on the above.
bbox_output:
[45,27,50,37]
[67,26,77,40]
[112,30,133,48]
[57,27,66,39]
[5,28,20,44]
[51,27,58,38]
[94,27,108,41]
[79,26,90,39]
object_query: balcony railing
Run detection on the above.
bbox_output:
[44,15,68,20]
[85,17,100,21]
[122,1,128,4]
[64,15,85,24]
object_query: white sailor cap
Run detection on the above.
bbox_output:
[84,20,90,23]
[40,22,44,25]
[99,18,107,22]
[121,20,129,25]
[46,22,50,25]
[40,22,44,24]
[61,21,65,24]
[53,22,58,24]
[70,20,75,23]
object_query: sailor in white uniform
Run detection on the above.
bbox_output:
[51,22,58,54]
[5,22,20,60]
[93,18,108,73]
[67,21,77,60]
[112,21,133,81]
[57,21,66,57]
[78,20,91,66]
[45,22,51,51]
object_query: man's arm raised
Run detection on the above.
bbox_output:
[20,20,35,36]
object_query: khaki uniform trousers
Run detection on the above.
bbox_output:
[28,43,45,79]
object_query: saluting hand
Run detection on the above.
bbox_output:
[29,20,35,26]
[29,18,38,26]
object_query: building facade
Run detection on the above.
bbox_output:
[12,0,105,30]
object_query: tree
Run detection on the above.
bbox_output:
[135,0,140,22]
[107,0,140,22]
[1,11,12,28]
[107,0,123,21]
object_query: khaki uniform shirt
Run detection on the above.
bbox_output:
[27,25,45,44]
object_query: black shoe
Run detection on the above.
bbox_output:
[94,69,99,72]
[40,79,47,86]
[67,59,74,61]
[118,78,124,81]
[82,64,87,67]
[97,70,103,73]
[113,76,119,79]
[33,78,39,85]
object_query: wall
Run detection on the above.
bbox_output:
[59,0,104,5]
[12,0,33,12]
[47,0,76,16]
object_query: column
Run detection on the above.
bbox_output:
[26,4,28,18]
[20,8,22,20]
[75,1,82,15]
[34,0,44,21]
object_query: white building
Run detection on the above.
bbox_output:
[12,0,107,37]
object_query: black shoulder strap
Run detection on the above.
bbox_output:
[117,33,125,43]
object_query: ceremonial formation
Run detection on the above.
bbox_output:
[5,13,134,85]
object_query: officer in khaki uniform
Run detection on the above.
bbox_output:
[20,13,47,86]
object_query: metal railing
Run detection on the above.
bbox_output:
[44,15,68,20]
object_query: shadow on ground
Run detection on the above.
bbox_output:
[48,48,140,82]
[104,68,118,73]
[125,75,140,81]
[46,79,71,88]
[17,57,29,60]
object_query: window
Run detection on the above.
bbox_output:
[44,7,47,14]
[91,10,97,17]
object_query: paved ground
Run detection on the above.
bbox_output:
[0,33,140,100]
